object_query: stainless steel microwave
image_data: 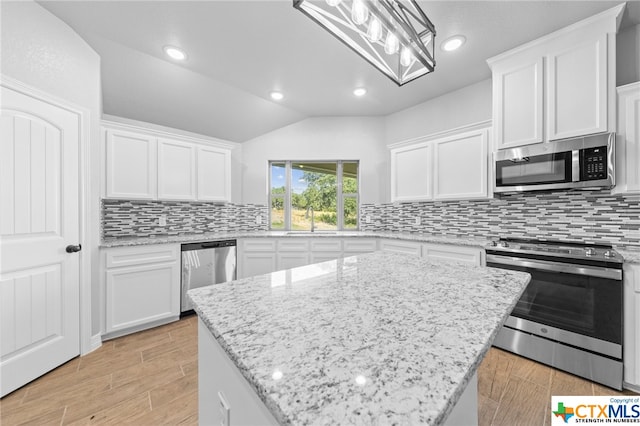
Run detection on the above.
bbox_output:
[494,133,615,193]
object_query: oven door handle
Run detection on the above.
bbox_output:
[486,254,622,280]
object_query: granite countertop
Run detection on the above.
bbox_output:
[99,230,490,249]
[616,246,640,264]
[100,231,640,264]
[188,251,531,425]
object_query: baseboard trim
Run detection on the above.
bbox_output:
[83,334,102,355]
[623,382,640,393]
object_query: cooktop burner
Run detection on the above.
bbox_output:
[488,238,622,263]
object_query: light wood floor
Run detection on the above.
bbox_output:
[1,315,636,425]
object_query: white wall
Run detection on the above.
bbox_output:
[1,1,103,337]
[241,117,387,205]
[617,24,640,86]
[384,79,492,145]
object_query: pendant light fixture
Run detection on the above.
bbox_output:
[293,0,436,86]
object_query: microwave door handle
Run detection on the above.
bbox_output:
[572,150,580,182]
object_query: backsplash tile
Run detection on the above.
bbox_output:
[103,191,639,248]
[360,190,640,246]
[102,199,268,241]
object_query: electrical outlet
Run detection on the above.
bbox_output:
[365,215,372,224]
[415,217,421,226]
[158,215,167,226]
[218,392,230,426]
[256,215,262,225]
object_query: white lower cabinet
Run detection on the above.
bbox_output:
[422,243,485,266]
[239,237,379,279]
[379,239,423,256]
[277,252,310,270]
[103,244,180,338]
[309,239,343,263]
[624,263,640,391]
[343,239,378,256]
[238,239,277,279]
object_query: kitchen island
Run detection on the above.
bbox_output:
[188,251,531,425]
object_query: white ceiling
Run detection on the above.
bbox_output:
[39,1,639,142]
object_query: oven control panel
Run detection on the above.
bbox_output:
[581,146,607,180]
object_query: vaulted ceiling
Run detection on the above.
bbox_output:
[39,1,639,142]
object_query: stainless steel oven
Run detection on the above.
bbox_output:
[487,238,623,390]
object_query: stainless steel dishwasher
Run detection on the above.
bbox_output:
[181,240,237,312]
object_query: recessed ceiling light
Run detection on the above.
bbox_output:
[441,35,466,52]
[164,46,186,61]
[353,87,367,97]
[270,91,284,101]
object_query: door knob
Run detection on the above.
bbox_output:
[66,244,82,253]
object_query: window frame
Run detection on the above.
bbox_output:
[268,160,360,231]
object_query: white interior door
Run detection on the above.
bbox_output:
[0,85,81,397]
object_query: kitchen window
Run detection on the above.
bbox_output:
[269,161,359,231]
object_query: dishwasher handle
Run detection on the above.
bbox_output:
[182,240,237,251]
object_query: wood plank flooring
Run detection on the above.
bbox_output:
[1,315,637,425]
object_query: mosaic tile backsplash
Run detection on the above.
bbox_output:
[360,190,640,246]
[102,199,268,241]
[103,190,639,247]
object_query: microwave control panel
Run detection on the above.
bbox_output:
[581,146,607,180]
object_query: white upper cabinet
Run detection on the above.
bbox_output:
[488,4,624,149]
[546,33,608,140]
[433,128,489,200]
[158,138,197,200]
[614,82,640,195]
[102,120,234,202]
[197,145,231,202]
[390,122,491,202]
[105,128,157,199]
[492,58,544,149]
[390,142,432,202]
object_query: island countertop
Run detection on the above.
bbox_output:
[188,251,531,425]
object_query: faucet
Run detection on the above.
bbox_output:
[308,206,315,232]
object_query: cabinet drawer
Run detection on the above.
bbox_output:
[422,244,484,266]
[379,240,422,256]
[343,239,377,253]
[310,239,342,252]
[278,240,309,252]
[105,245,179,268]
[241,239,277,252]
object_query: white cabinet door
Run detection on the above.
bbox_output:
[422,244,484,266]
[277,252,310,270]
[547,33,608,141]
[343,239,378,255]
[309,239,342,263]
[104,245,180,337]
[105,129,157,199]
[105,262,180,335]
[623,263,640,390]
[239,252,277,279]
[158,138,197,200]
[433,129,489,200]
[197,145,231,202]
[492,58,544,149]
[379,239,422,256]
[614,83,640,195]
[390,143,432,202]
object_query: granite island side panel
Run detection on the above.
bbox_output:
[188,251,531,425]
